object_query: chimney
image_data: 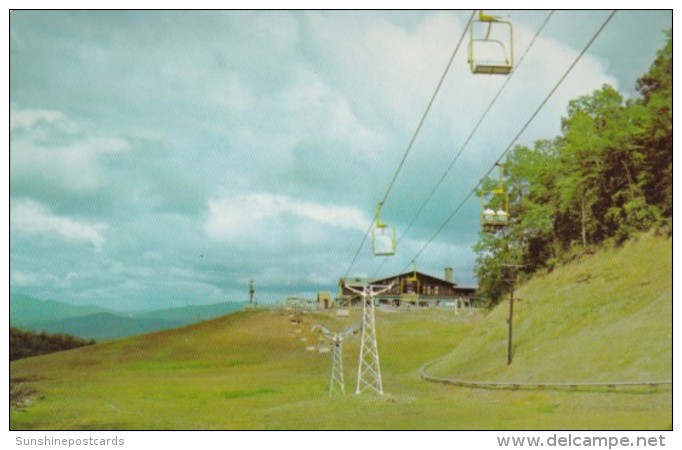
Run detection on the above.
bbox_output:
[444,267,453,283]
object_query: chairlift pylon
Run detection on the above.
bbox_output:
[371,202,397,256]
[468,10,514,75]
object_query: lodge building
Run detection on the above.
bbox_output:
[337,267,477,308]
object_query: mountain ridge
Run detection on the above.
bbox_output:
[10,293,246,340]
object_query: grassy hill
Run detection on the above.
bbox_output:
[9,233,671,430]
[136,301,245,324]
[427,231,672,384]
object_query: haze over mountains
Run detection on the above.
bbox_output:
[10,294,246,340]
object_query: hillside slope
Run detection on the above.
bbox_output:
[10,234,671,430]
[427,232,672,384]
[136,301,245,324]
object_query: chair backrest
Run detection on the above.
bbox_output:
[372,225,396,256]
[468,16,513,75]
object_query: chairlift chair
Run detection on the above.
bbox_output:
[495,208,508,224]
[468,11,514,75]
[400,261,420,304]
[481,205,509,232]
[371,202,397,256]
[480,163,510,233]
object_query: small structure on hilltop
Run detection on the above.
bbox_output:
[317,291,332,309]
[244,279,258,310]
[284,296,316,315]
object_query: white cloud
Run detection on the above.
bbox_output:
[9,11,667,310]
[10,107,65,130]
[216,75,255,113]
[10,199,109,249]
[10,270,78,288]
[236,11,300,50]
[304,11,618,150]
[305,12,465,128]
[10,109,130,192]
[10,270,40,286]
[204,193,370,240]
[274,69,388,160]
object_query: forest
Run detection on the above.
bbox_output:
[475,30,672,304]
[10,327,95,361]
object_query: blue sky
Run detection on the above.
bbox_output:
[8,10,672,310]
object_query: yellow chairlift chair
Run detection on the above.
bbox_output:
[468,10,514,75]
[480,163,510,233]
[371,202,397,256]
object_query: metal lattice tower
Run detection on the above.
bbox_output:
[329,335,345,396]
[357,291,382,394]
[345,283,393,395]
[313,324,359,397]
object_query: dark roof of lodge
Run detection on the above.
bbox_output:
[340,270,477,290]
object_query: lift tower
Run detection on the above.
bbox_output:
[344,282,394,395]
[313,325,359,397]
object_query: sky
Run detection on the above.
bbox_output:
[8,10,672,311]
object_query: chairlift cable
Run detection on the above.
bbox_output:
[371,10,555,278]
[343,10,476,278]
[400,10,617,273]
[379,10,476,208]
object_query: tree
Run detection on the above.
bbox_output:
[473,32,672,305]
[506,141,561,267]
[636,29,672,217]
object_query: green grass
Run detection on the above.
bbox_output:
[428,231,672,385]
[9,233,671,430]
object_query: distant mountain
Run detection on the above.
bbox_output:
[136,302,246,325]
[39,313,184,341]
[10,294,247,340]
[10,294,114,329]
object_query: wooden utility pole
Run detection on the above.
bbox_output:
[502,264,524,366]
[581,196,587,248]
[507,279,515,365]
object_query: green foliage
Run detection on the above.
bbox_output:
[636,29,673,216]
[475,30,672,305]
[10,327,95,361]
